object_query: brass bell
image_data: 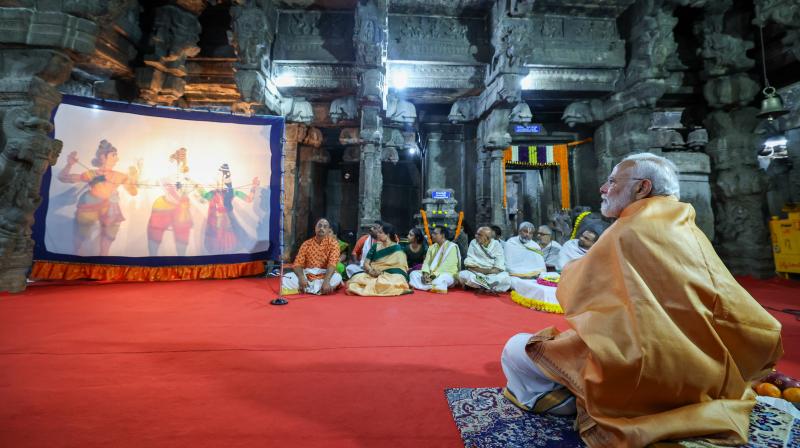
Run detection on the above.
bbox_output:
[757,86,790,121]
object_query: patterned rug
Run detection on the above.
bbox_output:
[445,387,800,448]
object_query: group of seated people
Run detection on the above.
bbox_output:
[281,213,603,297]
[282,152,786,448]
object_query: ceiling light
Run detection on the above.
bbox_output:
[274,73,296,88]
[520,72,535,90]
[389,70,408,90]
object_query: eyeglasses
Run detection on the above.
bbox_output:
[605,176,645,187]
[536,232,551,236]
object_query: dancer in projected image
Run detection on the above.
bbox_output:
[147,148,199,256]
[57,139,140,256]
[199,163,259,254]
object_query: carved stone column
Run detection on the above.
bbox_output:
[358,143,383,229]
[700,3,772,276]
[476,108,511,234]
[282,123,307,259]
[424,131,444,190]
[295,127,325,243]
[137,4,202,105]
[0,50,73,292]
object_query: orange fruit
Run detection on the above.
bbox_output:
[783,387,800,402]
[755,382,782,398]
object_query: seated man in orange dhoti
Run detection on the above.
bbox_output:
[501,153,783,447]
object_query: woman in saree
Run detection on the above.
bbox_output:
[346,222,412,296]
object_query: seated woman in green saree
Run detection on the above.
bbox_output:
[346,222,412,296]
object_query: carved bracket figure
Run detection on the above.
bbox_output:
[329,96,357,123]
[385,94,416,126]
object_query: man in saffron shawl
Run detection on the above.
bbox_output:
[281,218,342,295]
[500,153,783,447]
[409,226,460,293]
[346,222,411,296]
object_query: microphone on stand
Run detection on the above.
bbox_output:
[271,259,288,305]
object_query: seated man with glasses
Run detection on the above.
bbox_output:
[556,227,600,271]
[500,153,782,447]
[536,225,561,271]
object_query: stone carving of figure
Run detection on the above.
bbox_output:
[509,103,533,124]
[280,98,314,123]
[562,99,606,127]
[329,96,357,123]
[449,97,478,123]
[339,128,361,146]
[386,95,417,125]
[147,5,201,64]
[381,146,399,164]
[342,146,361,163]
[231,5,269,70]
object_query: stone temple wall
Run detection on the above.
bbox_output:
[0,0,797,290]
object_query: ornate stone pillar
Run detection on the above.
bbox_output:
[0,50,73,292]
[136,4,202,106]
[700,3,773,276]
[282,123,307,259]
[295,127,325,243]
[0,2,104,292]
[476,108,511,233]
[358,142,383,229]
[424,131,444,190]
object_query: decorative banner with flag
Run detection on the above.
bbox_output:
[503,144,571,210]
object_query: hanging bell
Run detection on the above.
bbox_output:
[757,86,790,121]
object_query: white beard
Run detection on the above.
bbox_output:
[601,191,635,218]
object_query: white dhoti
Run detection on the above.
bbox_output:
[345,264,364,278]
[281,268,342,295]
[458,270,511,292]
[501,333,576,415]
[508,277,562,314]
[409,270,455,293]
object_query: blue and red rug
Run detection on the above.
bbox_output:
[445,387,800,448]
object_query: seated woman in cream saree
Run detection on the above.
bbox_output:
[346,222,412,296]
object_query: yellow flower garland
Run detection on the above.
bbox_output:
[570,211,592,240]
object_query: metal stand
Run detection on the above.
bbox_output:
[270,133,289,306]
[270,260,288,305]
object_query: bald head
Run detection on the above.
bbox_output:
[475,226,493,246]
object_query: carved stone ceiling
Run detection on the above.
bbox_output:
[389,0,493,17]
[531,0,637,17]
[276,0,357,9]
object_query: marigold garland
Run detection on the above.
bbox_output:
[454,211,464,239]
[570,210,592,240]
[420,209,433,245]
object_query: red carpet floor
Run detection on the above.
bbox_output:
[0,277,798,448]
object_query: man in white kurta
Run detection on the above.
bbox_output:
[537,225,561,269]
[507,222,560,312]
[505,222,547,278]
[556,229,597,270]
[458,226,511,292]
[409,227,460,293]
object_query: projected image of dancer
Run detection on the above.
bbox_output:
[57,139,140,256]
[147,148,199,256]
[200,163,259,254]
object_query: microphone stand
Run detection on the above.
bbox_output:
[271,133,288,306]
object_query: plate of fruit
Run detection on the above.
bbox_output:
[753,371,800,409]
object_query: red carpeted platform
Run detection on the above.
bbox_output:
[0,277,798,447]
